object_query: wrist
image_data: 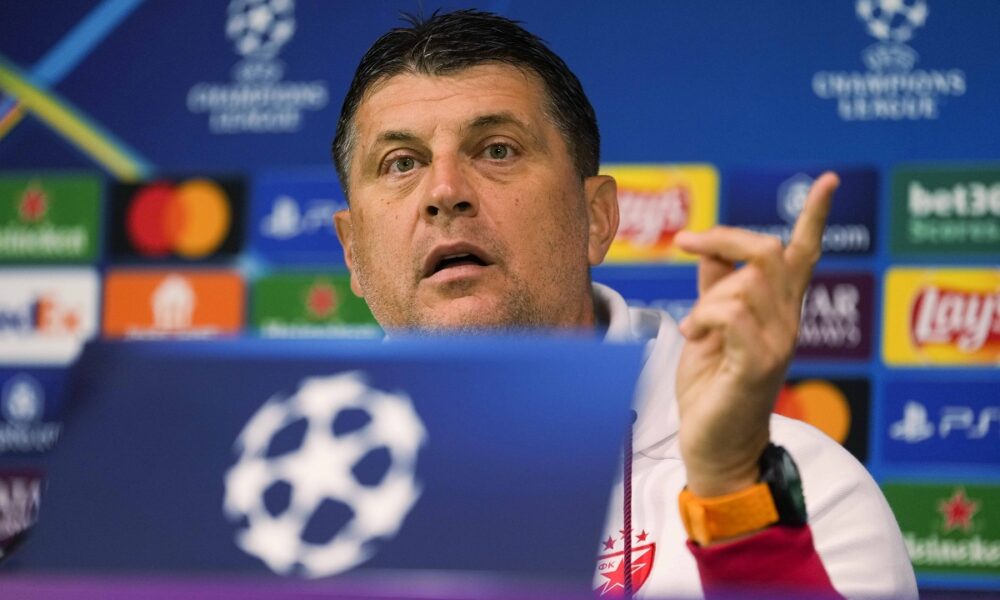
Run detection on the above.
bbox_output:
[678,443,808,547]
[685,468,759,499]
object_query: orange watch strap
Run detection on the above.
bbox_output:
[678,482,780,546]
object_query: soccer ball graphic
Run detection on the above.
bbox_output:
[223,372,426,577]
[226,0,296,60]
[856,0,928,43]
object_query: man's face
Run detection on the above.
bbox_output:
[335,63,617,332]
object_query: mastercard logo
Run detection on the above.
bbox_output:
[774,380,851,444]
[125,179,231,258]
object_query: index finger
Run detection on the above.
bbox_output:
[784,171,839,290]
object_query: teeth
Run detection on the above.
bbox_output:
[443,253,471,259]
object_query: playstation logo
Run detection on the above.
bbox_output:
[889,400,934,443]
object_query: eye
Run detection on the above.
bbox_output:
[485,143,512,160]
[392,156,416,173]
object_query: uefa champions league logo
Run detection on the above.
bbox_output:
[811,0,965,121]
[186,0,328,133]
[223,372,426,577]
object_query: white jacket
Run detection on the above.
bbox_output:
[593,283,918,599]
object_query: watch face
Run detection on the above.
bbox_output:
[780,451,807,518]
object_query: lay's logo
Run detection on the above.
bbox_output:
[602,165,717,263]
[884,268,1000,365]
[911,287,1000,353]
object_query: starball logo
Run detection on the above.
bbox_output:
[811,0,966,121]
[883,268,1000,365]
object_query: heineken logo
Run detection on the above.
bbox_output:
[251,273,378,338]
[884,482,1000,574]
[0,175,100,263]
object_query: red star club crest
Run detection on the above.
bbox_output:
[938,488,980,533]
[594,530,655,597]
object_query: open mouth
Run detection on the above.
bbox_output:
[423,243,494,279]
[432,252,488,274]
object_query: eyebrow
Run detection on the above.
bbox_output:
[376,130,420,145]
[465,112,544,148]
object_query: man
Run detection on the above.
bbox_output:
[331,10,916,599]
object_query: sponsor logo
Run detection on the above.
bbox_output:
[812,1,966,121]
[250,170,347,263]
[797,273,873,360]
[726,168,876,255]
[0,372,61,453]
[595,527,655,596]
[103,270,244,338]
[892,166,1000,255]
[883,483,1000,574]
[0,269,99,365]
[110,178,245,260]
[261,195,339,240]
[0,470,43,559]
[775,379,869,462]
[883,268,1000,365]
[883,380,999,465]
[186,0,329,134]
[224,372,425,576]
[591,272,697,323]
[601,165,718,263]
[0,175,100,262]
[251,273,378,337]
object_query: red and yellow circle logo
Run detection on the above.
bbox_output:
[126,179,231,258]
[774,380,851,444]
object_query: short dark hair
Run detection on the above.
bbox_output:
[331,9,600,197]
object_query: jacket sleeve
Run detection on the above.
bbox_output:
[687,525,843,598]
[713,416,918,599]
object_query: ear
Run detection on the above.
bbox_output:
[333,208,365,297]
[583,175,619,266]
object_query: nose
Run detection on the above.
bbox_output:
[421,157,477,220]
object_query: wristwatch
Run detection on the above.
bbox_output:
[678,443,807,546]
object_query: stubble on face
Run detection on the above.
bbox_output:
[342,66,596,334]
[348,211,588,334]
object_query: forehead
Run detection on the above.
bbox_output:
[353,63,552,141]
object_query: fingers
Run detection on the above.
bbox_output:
[696,254,734,296]
[676,226,788,291]
[679,297,790,377]
[785,171,839,290]
[681,264,784,340]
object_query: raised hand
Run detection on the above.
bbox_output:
[673,172,840,498]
